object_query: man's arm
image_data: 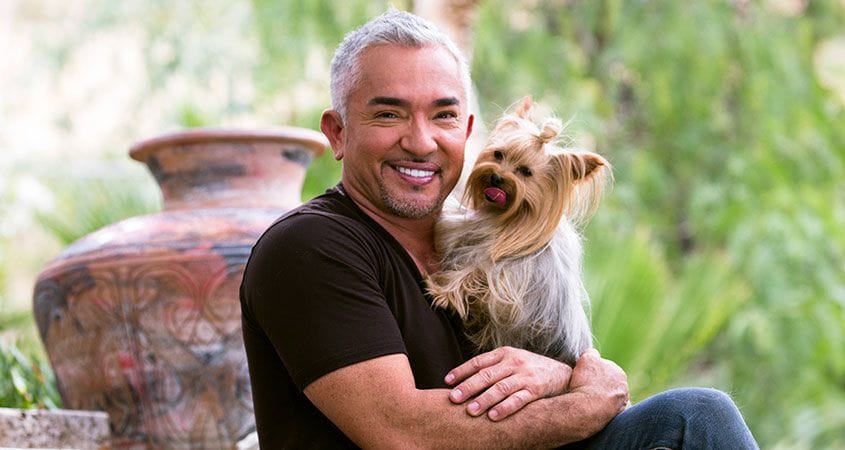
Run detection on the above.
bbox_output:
[304,349,627,449]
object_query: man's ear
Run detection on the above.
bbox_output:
[320,110,345,161]
[466,113,474,139]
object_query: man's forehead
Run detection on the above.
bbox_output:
[358,46,465,82]
[347,45,468,110]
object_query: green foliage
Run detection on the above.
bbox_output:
[0,249,7,328]
[302,148,342,200]
[0,340,62,409]
[0,307,30,332]
[585,224,749,399]
[473,0,844,447]
[251,0,395,99]
[177,104,213,128]
[34,165,160,246]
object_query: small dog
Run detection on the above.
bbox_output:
[427,97,610,365]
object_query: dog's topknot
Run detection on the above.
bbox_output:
[512,96,563,146]
[538,117,563,145]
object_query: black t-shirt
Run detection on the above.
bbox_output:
[240,185,473,448]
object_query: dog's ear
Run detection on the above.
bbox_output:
[570,152,607,181]
[552,151,607,182]
[551,151,611,224]
[514,96,533,118]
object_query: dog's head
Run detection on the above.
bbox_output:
[464,97,610,260]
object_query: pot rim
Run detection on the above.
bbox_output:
[129,126,329,162]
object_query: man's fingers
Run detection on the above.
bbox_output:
[463,376,517,415]
[487,389,535,421]
[463,376,538,418]
[444,348,506,387]
[449,364,509,403]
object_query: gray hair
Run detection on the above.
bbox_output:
[329,9,472,121]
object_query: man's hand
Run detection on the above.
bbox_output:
[444,346,573,421]
[568,348,629,417]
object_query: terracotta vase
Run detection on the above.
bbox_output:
[32,128,327,449]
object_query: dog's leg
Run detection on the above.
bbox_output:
[427,268,487,320]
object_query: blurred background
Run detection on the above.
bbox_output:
[1,0,843,448]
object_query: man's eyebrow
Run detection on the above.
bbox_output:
[367,97,461,108]
[369,97,408,107]
[433,97,460,107]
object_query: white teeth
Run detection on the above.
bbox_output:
[396,166,435,178]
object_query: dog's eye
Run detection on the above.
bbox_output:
[493,150,504,161]
[517,166,532,177]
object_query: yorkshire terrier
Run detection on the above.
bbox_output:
[427,97,610,365]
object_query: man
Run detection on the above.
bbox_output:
[240,9,758,449]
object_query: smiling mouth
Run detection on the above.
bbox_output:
[396,166,436,178]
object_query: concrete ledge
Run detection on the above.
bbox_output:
[0,408,110,449]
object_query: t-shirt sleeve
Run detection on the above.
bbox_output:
[241,212,407,390]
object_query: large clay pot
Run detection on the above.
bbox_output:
[32,128,327,449]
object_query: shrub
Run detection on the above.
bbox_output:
[0,340,62,409]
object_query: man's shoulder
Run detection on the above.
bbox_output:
[242,186,384,296]
[254,186,387,258]
[266,187,367,238]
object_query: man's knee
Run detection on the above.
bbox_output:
[658,388,756,447]
[641,387,742,426]
[672,387,740,419]
[578,388,756,449]
[679,387,733,404]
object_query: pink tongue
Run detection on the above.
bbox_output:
[483,187,508,206]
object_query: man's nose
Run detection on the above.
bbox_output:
[401,119,438,156]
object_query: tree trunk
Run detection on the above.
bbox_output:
[412,0,481,62]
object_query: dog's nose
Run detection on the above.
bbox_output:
[490,173,503,187]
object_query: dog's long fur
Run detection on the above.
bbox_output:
[427,97,610,365]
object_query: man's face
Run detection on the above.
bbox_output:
[322,44,473,221]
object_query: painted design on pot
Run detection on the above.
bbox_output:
[33,128,327,449]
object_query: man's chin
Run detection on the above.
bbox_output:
[383,194,442,220]
[378,179,448,218]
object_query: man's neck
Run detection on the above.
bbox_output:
[341,185,439,276]
[378,215,438,277]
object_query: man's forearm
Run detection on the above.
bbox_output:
[304,353,626,449]
[395,388,617,449]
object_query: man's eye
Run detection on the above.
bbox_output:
[376,112,399,119]
[435,111,458,119]
[517,166,532,177]
[493,150,504,161]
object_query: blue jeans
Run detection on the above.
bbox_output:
[565,388,759,449]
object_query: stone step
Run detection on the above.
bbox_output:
[0,408,109,449]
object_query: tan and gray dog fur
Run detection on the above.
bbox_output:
[427,97,610,365]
